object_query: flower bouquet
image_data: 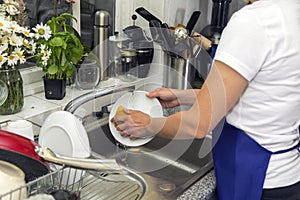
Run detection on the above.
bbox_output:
[0,0,44,114]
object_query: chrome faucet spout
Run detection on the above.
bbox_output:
[64,85,135,114]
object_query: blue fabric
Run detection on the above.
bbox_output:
[212,122,272,200]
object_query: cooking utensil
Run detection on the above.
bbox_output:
[149,20,174,52]
[135,7,162,25]
[174,25,189,41]
[149,20,164,45]
[0,130,121,182]
[185,11,201,36]
[173,42,189,57]
[161,23,174,52]
[192,31,212,51]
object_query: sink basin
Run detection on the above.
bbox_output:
[83,114,214,199]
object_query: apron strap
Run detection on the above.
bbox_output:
[273,140,300,154]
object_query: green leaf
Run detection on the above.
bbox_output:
[60,13,77,22]
[50,37,63,47]
[61,51,67,66]
[70,47,83,64]
[48,64,58,75]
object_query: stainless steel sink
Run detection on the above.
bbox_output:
[83,114,213,199]
[64,85,214,199]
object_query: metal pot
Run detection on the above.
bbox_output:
[164,55,196,89]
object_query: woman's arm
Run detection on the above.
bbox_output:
[146,88,200,108]
[153,60,248,139]
[112,60,248,140]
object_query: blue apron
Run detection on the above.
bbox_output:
[212,121,300,200]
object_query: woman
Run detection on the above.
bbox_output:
[111,0,300,199]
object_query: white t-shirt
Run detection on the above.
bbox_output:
[214,0,300,188]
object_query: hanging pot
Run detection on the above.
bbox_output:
[43,76,66,100]
[0,68,24,115]
[0,130,120,183]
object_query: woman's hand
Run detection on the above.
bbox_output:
[111,107,154,140]
[146,88,180,108]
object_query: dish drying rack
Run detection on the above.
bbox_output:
[0,166,144,200]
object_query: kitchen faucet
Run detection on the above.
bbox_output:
[64,85,135,114]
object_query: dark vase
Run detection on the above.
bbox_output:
[43,76,66,100]
[0,68,24,115]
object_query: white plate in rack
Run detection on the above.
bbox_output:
[39,111,91,158]
[109,90,163,147]
[38,111,91,184]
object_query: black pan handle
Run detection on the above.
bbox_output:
[186,11,201,36]
[135,7,162,25]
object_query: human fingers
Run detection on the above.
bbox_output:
[146,88,165,98]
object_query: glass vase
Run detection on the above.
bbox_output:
[0,68,24,115]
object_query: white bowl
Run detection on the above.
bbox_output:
[5,120,34,141]
[0,160,27,200]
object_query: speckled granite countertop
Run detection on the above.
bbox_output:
[177,170,217,200]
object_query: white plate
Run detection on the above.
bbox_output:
[39,111,91,158]
[109,90,163,147]
[39,111,90,184]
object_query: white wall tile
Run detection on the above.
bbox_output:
[115,0,134,32]
[164,0,200,27]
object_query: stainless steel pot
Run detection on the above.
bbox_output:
[164,55,196,89]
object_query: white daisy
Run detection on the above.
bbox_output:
[21,27,34,38]
[3,0,19,16]
[33,23,52,40]
[42,48,52,62]
[0,45,7,52]
[0,52,8,67]
[7,53,18,66]
[0,36,8,46]
[27,40,36,54]
[14,47,25,64]
[8,20,21,33]
[0,16,11,30]
[9,32,22,46]
[39,44,46,51]
[0,16,6,27]
[22,38,29,47]
[41,60,48,67]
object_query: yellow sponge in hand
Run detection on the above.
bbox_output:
[114,105,126,127]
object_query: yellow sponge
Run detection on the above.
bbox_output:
[114,105,126,127]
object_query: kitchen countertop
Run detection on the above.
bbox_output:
[177,170,217,200]
[0,76,217,200]
[0,77,155,127]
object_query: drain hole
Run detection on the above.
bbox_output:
[159,183,176,192]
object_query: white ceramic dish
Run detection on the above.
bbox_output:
[5,120,34,141]
[39,111,90,184]
[109,90,163,147]
[39,111,91,158]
